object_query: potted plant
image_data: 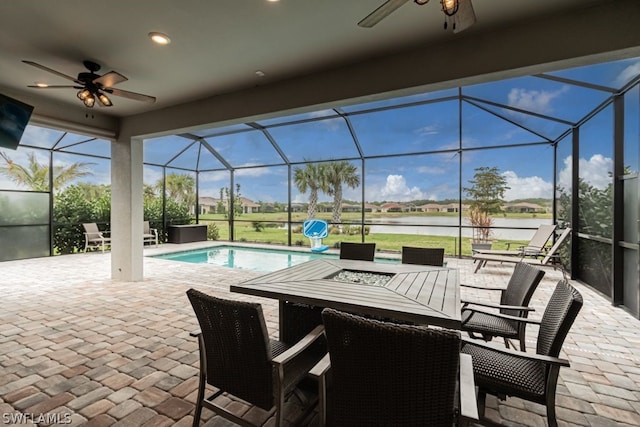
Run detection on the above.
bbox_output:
[469,206,494,251]
[464,166,509,252]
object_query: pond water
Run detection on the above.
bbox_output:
[368,217,552,240]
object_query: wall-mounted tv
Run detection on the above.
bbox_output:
[0,93,34,150]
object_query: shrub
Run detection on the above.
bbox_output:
[207,223,220,240]
[252,221,265,232]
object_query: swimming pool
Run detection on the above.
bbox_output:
[152,245,397,272]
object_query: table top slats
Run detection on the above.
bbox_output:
[232,258,461,328]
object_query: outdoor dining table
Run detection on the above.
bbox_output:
[230,258,461,342]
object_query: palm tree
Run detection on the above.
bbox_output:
[157,173,196,206]
[325,161,360,224]
[294,163,327,219]
[0,150,93,191]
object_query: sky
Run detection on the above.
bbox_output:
[1,57,638,204]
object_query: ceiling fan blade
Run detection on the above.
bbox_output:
[93,71,128,88]
[22,60,82,84]
[453,0,476,33]
[27,85,81,89]
[105,87,156,103]
[358,0,410,28]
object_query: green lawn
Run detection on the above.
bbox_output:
[198,214,532,256]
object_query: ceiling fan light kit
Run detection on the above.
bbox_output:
[23,59,156,109]
[360,0,475,33]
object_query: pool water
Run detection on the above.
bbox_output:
[153,245,397,272]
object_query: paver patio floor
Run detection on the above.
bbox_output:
[1,243,640,426]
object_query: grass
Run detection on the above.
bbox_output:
[200,218,529,257]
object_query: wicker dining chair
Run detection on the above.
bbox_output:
[461,280,583,427]
[310,308,478,427]
[401,246,445,266]
[461,262,545,351]
[339,242,376,261]
[186,289,324,427]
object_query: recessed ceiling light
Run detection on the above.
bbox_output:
[148,32,171,45]
[266,0,279,2]
[255,70,266,77]
[35,83,49,88]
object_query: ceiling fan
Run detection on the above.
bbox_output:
[358,0,476,33]
[22,60,156,108]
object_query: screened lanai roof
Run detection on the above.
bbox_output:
[141,56,639,170]
[11,55,640,183]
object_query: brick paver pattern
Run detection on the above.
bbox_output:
[1,242,639,426]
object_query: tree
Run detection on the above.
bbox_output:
[294,163,327,219]
[157,173,196,207]
[0,151,93,191]
[325,161,360,224]
[464,166,509,242]
[220,184,243,219]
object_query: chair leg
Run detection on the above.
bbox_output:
[477,390,487,419]
[192,337,207,427]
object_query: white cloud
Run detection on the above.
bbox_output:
[366,175,425,202]
[616,61,640,87]
[558,154,613,190]
[415,125,439,136]
[143,166,163,185]
[235,167,272,177]
[507,86,570,114]
[502,170,553,200]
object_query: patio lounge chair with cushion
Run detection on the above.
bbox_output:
[339,242,376,261]
[402,246,445,266]
[186,288,324,427]
[309,308,478,427]
[461,280,583,427]
[143,220,158,247]
[461,262,545,351]
[473,228,571,273]
[82,223,111,253]
[473,223,557,257]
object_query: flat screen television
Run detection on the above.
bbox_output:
[0,93,34,150]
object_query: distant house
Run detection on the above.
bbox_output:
[364,203,379,213]
[420,203,442,213]
[285,203,304,212]
[197,196,260,214]
[239,197,260,214]
[341,202,361,213]
[381,202,403,213]
[198,196,218,214]
[505,202,545,213]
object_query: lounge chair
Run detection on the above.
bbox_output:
[473,228,571,273]
[473,223,557,257]
[82,223,111,253]
[143,221,158,247]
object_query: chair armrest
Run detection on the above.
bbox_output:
[461,337,570,367]
[272,325,325,365]
[273,325,326,401]
[308,352,331,379]
[463,307,542,325]
[458,353,478,422]
[189,329,201,337]
[461,300,535,312]
[308,353,331,427]
[151,228,158,237]
[460,283,506,291]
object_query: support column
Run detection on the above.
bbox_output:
[111,136,144,281]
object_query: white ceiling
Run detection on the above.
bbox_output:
[0,0,612,120]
